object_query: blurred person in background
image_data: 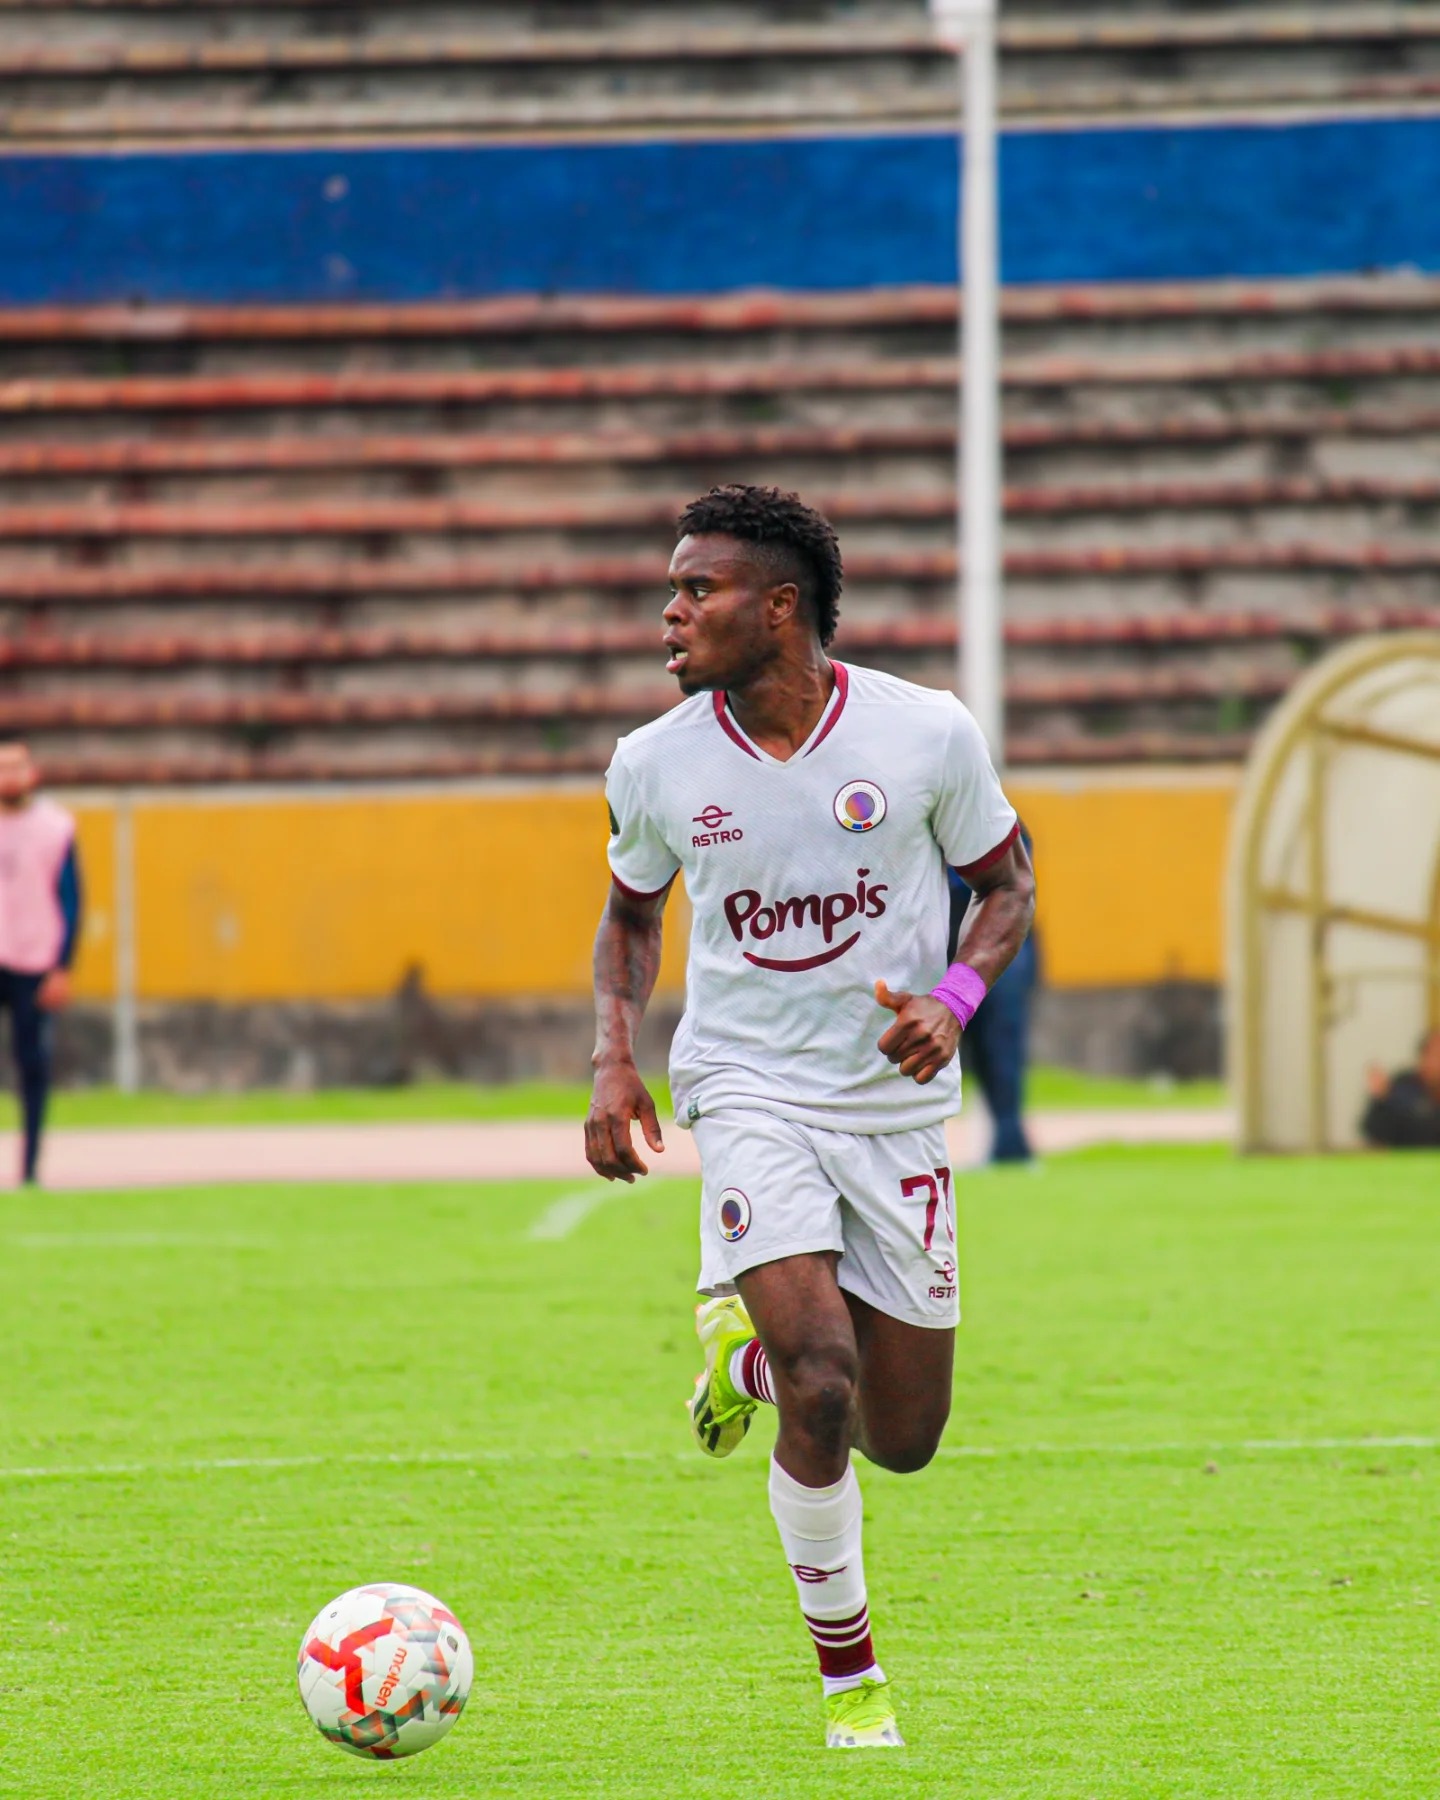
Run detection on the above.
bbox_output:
[1361,1028,1440,1149]
[948,824,1037,1164]
[0,742,82,1185]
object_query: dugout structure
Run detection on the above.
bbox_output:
[1228,633,1440,1152]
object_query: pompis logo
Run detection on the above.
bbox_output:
[834,780,887,833]
[722,869,887,972]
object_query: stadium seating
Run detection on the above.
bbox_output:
[4,4,1440,784]
[2,1,1438,146]
[4,273,1439,785]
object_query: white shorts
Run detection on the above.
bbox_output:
[692,1107,960,1330]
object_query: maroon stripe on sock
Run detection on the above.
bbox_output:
[806,1606,869,1637]
[806,1622,877,1680]
[807,1616,870,1648]
[741,1338,774,1405]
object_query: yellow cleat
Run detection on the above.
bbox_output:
[824,1678,904,1749]
[687,1294,758,1458]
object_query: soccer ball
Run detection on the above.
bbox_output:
[296,1582,472,1760]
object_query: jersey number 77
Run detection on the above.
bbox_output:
[900,1168,954,1253]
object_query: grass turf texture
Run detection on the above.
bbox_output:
[1,1065,1225,1131]
[1,1146,1433,1797]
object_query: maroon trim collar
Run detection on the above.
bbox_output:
[804,660,849,757]
[711,689,762,761]
[711,661,849,763]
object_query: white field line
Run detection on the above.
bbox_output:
[526,1185,611,1241]
[10,1189,608,1251]
[2,1436,1435,1484]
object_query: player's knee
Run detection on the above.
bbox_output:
[871,1435,940,1475]
[867,1400,950,1474]
[776,1344,858,1455]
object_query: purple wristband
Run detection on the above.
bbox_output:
[930,963,988,1031]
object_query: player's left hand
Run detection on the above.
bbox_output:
[874,979,961,1086]
[37,968,72,1011]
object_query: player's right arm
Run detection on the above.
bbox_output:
[586,878,672,1182]
[585,743,682,1183]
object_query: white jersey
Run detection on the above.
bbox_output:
[605,661,1019,1134]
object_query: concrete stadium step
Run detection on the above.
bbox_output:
[4,346,1440,449]
[0,614,1412,743]
[4,414,1440,509]
[0,2,922,34]
[3,663,1307,717]
[0,476,1434,564]
[30,728,1259,791]
[0,6,953,145]
[3,666,1296,755]
[996,8,1440,126]
[13,605,1440,674]
[1,279,1435,384]
[11,538,1440,593]
[9,544,1440,660]
[3,3,1440,141]
[4,279,1440,386]
[0,472,1432,527]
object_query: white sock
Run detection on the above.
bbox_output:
[767,1455,880,1689]
[729,1338,775,1404]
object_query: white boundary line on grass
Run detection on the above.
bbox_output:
[526,1185,611,1241]
[2,1435,1435,1483]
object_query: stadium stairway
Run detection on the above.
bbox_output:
[3,0,1440,146]
[3,272,1439,786]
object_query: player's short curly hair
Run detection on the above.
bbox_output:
[676,484,843,647]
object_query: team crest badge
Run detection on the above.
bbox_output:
[717,1188,751,1243]
[833,780,887,833]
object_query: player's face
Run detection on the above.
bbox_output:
[663,535,778,695]
[0,744,36,806]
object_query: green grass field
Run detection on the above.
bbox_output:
[2,1066,1226,1131]
[1,1145,1434,1797]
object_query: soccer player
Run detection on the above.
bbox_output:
[0,741,82,1185]
[585,486,1033,1749]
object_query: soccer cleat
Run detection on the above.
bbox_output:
[824,1678,905,1749]
[687,1294,758,1458]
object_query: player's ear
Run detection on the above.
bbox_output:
[767,581,802,629]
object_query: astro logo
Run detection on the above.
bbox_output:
[693,804,743,849]
[717,1188,751,1242]
[833,780,887,833]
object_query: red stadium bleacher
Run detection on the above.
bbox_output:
[0,2,1436,145]
[4,271,1440,780]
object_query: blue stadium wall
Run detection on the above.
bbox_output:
[5,114,1440,303]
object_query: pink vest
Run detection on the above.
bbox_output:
[0,797,75,974]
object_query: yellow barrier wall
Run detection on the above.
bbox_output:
[69,804,116,1002]
[1010,770,1238,987]
[59,771,1237,1003]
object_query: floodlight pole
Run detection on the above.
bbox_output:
[931,0,1004,764]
